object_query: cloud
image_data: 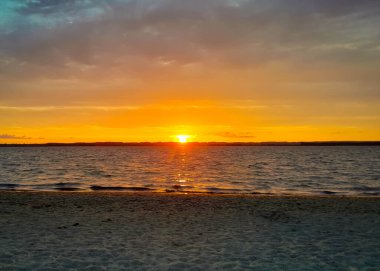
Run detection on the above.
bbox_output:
[0,0,379,107]
[0,134,45,140]
[214,132,255,139]
[17,0,91,15]
[0,134,31,139]
[2,0,379,70]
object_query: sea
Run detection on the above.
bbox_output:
[0,146,379,196]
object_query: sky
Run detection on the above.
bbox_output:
[0,0,379,143]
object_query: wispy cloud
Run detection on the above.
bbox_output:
[0,105,139,111]
[214,132,255,139]
[0,134,31,139]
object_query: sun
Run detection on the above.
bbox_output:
[176,135,190,143]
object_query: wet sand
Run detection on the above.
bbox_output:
[0,191,379,270]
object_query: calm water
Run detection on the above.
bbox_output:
[0,146,379,196]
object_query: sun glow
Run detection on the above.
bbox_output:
[176,135,190,143]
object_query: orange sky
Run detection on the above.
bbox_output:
[1,1,379,143]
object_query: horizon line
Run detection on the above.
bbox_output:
[1,141,380,147]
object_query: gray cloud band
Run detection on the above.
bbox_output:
[0,0,379,105]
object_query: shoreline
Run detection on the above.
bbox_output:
[1,189,380,198]
[1,191,379,270]
[0,188,380,199]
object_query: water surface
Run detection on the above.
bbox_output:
[0,146,379,196]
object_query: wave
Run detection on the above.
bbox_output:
[0,183,20,189]
[90,185,155,191]
[320,190,339,195]
[54,187,83,191]
[352,186,380,192]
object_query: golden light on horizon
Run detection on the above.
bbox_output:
[176,135,190,143]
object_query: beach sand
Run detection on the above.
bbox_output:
[0,192,379,270]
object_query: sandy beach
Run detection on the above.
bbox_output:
[0,191,379,270]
